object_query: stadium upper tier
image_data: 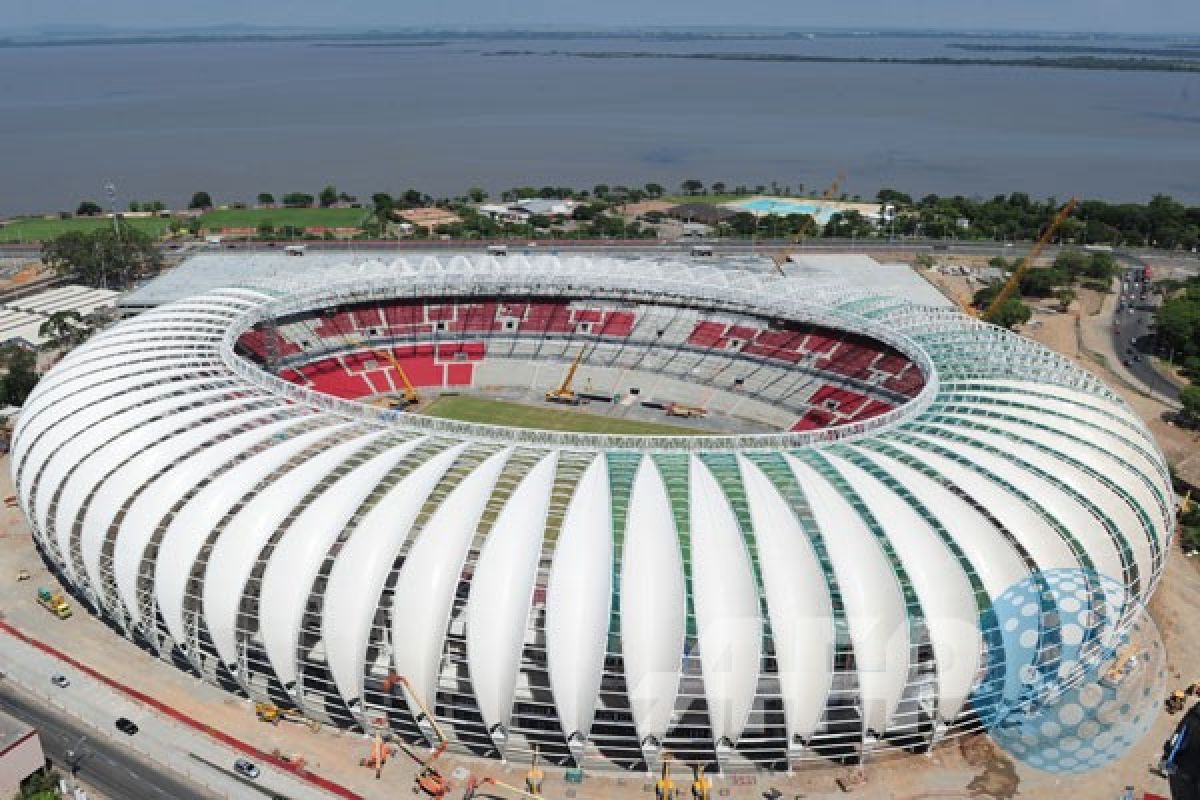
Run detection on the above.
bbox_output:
[10,255,1173,773]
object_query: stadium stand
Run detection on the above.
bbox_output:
[237,296,921,430]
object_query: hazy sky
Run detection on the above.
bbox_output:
[6,0,1200,35]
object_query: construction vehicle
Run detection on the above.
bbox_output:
[665,403,708,419]
[1182,490,1194,516]
[656,754,678,800]
[690,763,712,800]
[372,348,419,407]
[254,702,321,731]
[464,775,544,800]
[978,197,1079,323]
[1100,647,1142,689]
[1167,684,1200,715]
[359,732,390,779]
[545,347,586,405]
[36,587,72,619]
[525,745,544,795]
[413,742,450,796]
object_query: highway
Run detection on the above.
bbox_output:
[0,680,218,800]
[1113,261,1182,403]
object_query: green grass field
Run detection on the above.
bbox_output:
[660,193,753,206]
[198,207,368,230]
[421,394,709,436]
[0,216,174,243]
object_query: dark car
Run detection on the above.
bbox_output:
[115,717,138,735]
[233,758,260,779]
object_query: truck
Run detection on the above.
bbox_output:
[36,586,72,619]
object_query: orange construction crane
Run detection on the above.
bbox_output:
[376,348,419,406]
[359,732,389,780]
[382,672,447,744]
[414,742,451,797]
[545,346,586,404]
[821,172,847,200]
[980,197,1079,323]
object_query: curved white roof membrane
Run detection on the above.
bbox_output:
[10,259,1170,772]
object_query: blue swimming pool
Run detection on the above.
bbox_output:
[732,198,834,222]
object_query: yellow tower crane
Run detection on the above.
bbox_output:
[978,197,1079,323]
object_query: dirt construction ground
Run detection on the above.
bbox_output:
[1,271,1199,800]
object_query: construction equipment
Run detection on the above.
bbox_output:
[382,672,448,744]
[525,745,544,795]
[1100,646,1142,689]
[464,775,544,799]
[1167,684,1200,715]
[1182,490,1194,516]
[656,754,677,800]
[377,348,419,406]
[821,173,847,201]
[665,403,708,419]
[690,763,712,800]
[545,347,586,405]
[359,732,390,779]
[254,702,321,731]
[980,197,1079,323]
[36,587,72,619]
[413,742,450,796]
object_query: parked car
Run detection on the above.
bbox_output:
[233,758,260,779]
[50,674,69,688]
[115,717,139,735]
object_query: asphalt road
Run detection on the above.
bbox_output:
[0,680,218,800]
[1112,262,1182,404]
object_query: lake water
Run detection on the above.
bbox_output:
[1,34,1199,217]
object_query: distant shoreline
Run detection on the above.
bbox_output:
[487,49,1200,74]
[3,28,1198,50]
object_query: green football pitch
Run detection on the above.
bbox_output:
[419,394,710,436]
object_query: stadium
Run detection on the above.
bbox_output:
[9,253,1173,773]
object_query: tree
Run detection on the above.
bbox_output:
[76,201,102,216]
[1181,385,1200,423]
[188,191,213,210]
[41,225,162,289]
[38,310,92,351]
[711,182,727,195]
[128,201,142,213]
[644,183,664,198]
[877,188,913,207]
[1056,288,1077,312]
[257,192,275,206]
[319,185,339,208]
[0,344,39,406]
[592,184,610,199]
[680,179,704,196]
[984,297,1033,329]
[282,192,314,208]
[467,187,487,204]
